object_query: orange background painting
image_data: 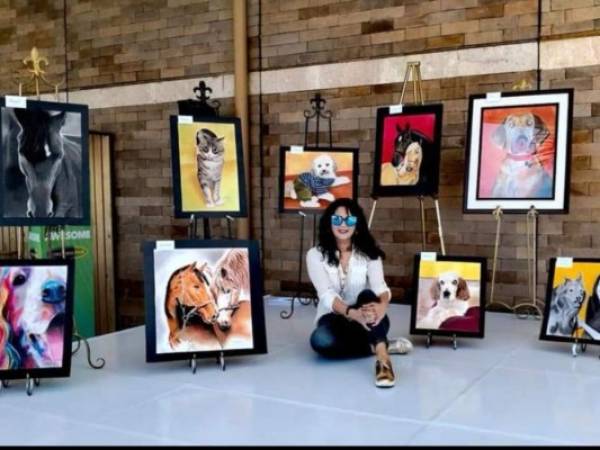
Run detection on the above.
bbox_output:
[282,151,354,211]
[477,105,557,198]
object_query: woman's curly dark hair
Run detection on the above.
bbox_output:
[317,198,385,266]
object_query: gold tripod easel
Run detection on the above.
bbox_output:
[486,77,543,320]
[3,48,105,396]
[14,46,64,99]
[369,61,446,256]
[10,47,64,261]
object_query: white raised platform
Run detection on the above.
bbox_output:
[0,298,598,445]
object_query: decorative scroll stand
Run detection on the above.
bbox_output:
[486,81,545,334]
[0,48,105,396]
[178,81,228,371]
[368,62,446,257]
[281,93,334,320]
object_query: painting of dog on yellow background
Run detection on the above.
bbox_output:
[410,254,487,338]
[170,116,247,218]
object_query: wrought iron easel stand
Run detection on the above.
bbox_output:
[281,93,333,319]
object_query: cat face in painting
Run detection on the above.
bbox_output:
[196,129,225,162]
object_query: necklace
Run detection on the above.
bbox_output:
[338,251,350,296]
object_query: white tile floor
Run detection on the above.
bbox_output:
[1,296,598,445]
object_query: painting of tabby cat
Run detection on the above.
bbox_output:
[170,116,247,218]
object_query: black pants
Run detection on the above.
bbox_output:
[310,289,390,359]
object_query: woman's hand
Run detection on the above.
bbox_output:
[361,302,387,326]
[347,308,371,331]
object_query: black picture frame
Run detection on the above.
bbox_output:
[0,259,75,380]
[170,115,248,219]
[0,97,90,226]
[278,146,359,214]
[463,89,573,214]
[540,258,600,347]
[372,104,443,198]
[410,254,487,339]
[144,239,267,363]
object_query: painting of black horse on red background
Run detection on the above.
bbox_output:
[0,98,89,226]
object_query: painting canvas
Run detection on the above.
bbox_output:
[540,258,600,346]
[279,146,358,214]
[170,116,247,218]
[0,259,74,379]
[144,240,267,362]
[0,98,90,226]
[372,104,443,197]
[464,89,573,213]
[410,254,486,338]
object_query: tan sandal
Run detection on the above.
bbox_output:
[375,358,395,388]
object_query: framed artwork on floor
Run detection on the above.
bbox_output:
[464,89,573,214]
[540,258,600,346]
[279,146,359,214]
[144,239,267,363]
[0,259,75,380]
[372,104,443,197]
[410,254,487,338]
[170,115,247,218]
[0,98,90,226]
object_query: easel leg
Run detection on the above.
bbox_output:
[419,197,426,251]
[203,218,210,239]
[452,334,457,351]
[368,199,377,230]
[426,333,432,349]
[25,374,34,396]
[217,351,226,371]
[522,207,542,319]
[433,198,446,256]
[226,215,234,240]
[190,354,197,374]
[188,215,196,239]
[281,212,306,319]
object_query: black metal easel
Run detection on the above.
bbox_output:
[177,81,229,370]
[281,93,334,319]
[177,81,222,240]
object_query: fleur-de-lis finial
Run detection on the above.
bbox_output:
[23,47,49,77]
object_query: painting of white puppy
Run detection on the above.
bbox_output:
[411,256,486,338]
[280,147,358,213]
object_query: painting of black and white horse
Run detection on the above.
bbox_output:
[1,100,89,225]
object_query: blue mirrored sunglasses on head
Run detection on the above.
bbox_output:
[331,214,357,227]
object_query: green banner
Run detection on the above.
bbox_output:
[28,226,96,338]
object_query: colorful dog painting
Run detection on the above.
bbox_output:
[464,90,572,213]
[0,262,72,375]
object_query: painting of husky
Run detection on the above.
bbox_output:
[0,99,89,226]
[541,259,600,346]
[545,275,586,337]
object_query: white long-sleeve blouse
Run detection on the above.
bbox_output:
[306,246,391,323]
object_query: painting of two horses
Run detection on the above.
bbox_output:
[143,240,267,362]
[0,98,89,226]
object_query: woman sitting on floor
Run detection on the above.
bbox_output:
[306,197,412,388]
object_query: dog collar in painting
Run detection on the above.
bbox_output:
[506,153,536,162]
